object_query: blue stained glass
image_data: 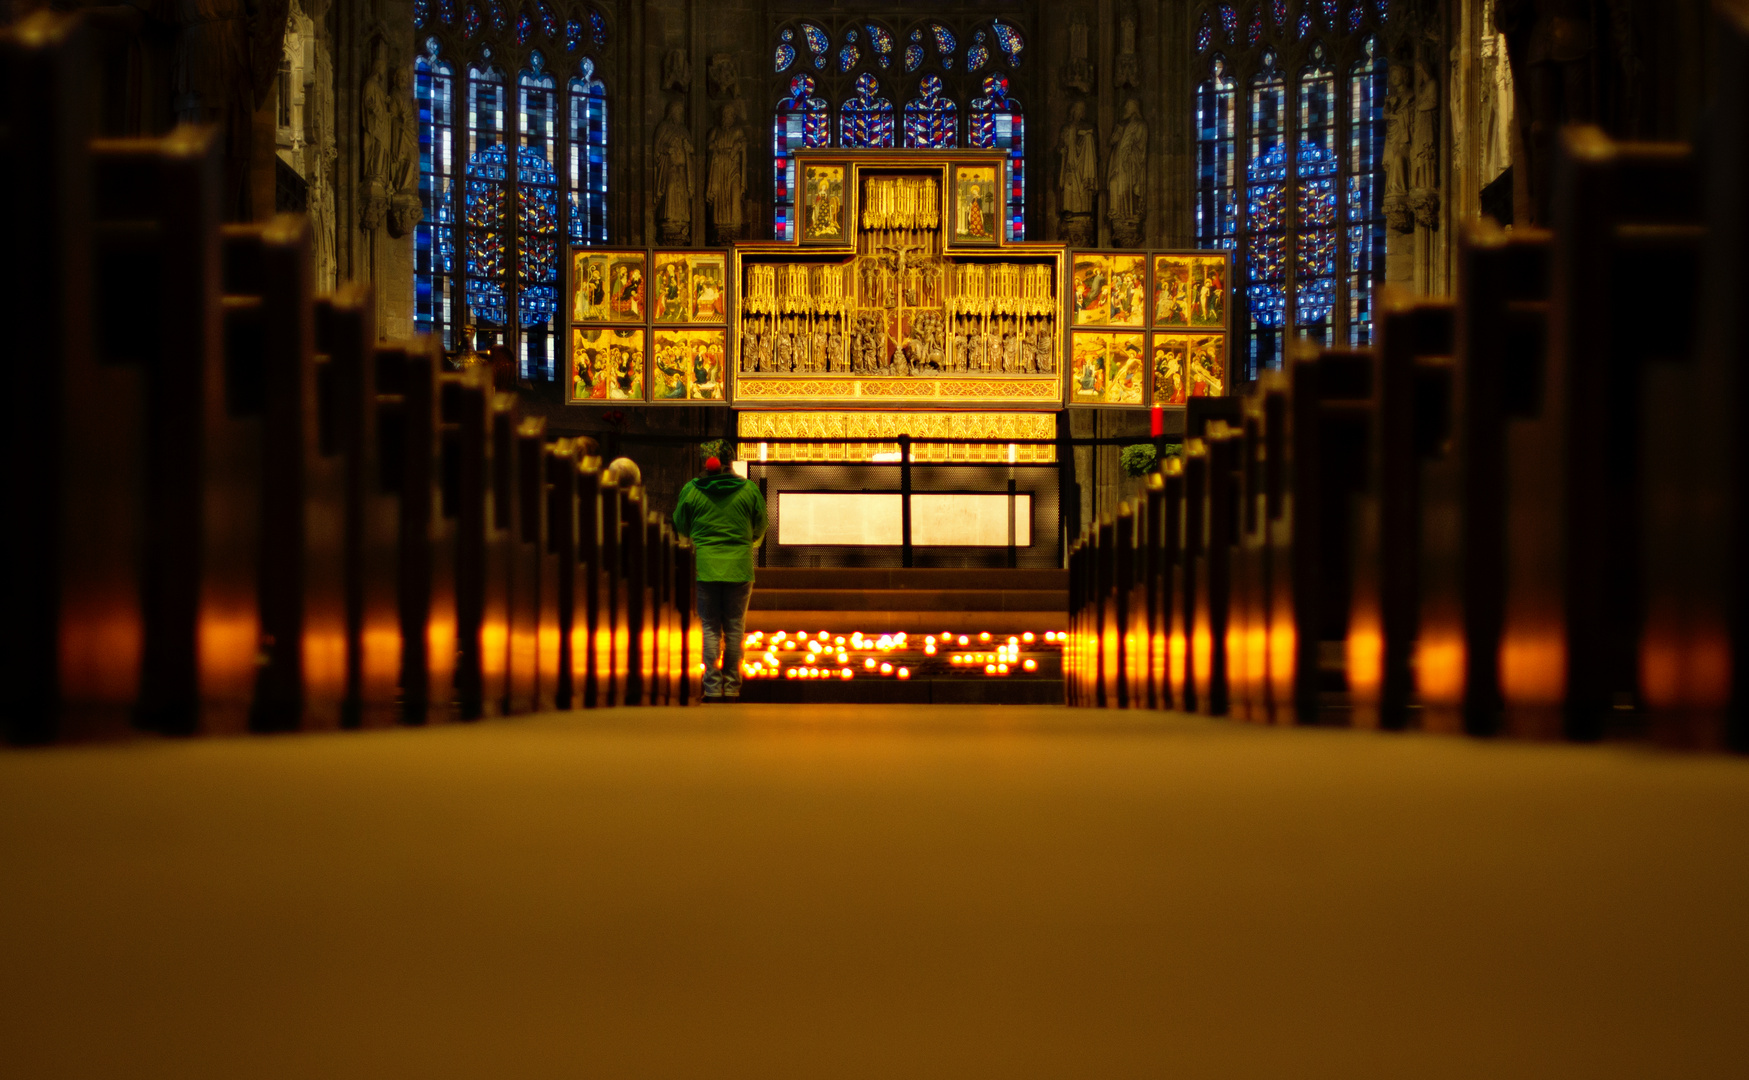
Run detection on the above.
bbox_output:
[904,43,924,72]
[516,12,530,44]
[514,147,560,327]
[847,29,858,42]
[773,73,829,240]
[416,52,456,343]
[1350,1,1364,29]
[775,43,795,72]
[1299,13,1313,38]
[565,18,581,51]
[802,23,829,57]
[839,71,894,148]
[968,43,989,72]
[464,4,480,38]
[589,8,606,46]
[1248,6,1264,44]
[1322,0,1339,24]
[1220,4,1238,43]
[1347,40,1386,345]
[782,29,792,41]
[1197,13,1214,51]
[1375,0,1389,18]
[1195,58,1239,255]
[992,20,1023,64]
[438,0,453,23]
[969,73,1025,239]
[538,0,557,40]
[465,144,509,327]
[487,0,505,32]
[866,24,893,54]
[903,73,957,148]
[1274,0,1288,25]
[839,44,860,72]
[931,24,955,55]
[568,67,608,246]
[415,0,428,28]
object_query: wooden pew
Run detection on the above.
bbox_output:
[598,480,631,707]
[92,127,263,737]
[1262,348,1373,726]
[577,460,611,708]
[1138,471,1168,712]
[622,491,654,706]
[1,13,146,744]
[315,286,402,728]
[1098,511,1122,708]
[1637,1,1748,750]
[545,439,581,710]
[1415,222,1552,736]
[1230,391,1269,722]
[1172,439,1208,713]
[1065,539,1085,706]
[520,419,561,713]
[654,519,678,706]
[1502,127,1702,740]
[1190,423,1241,716]
[676,538,702,705]
[443,370,511,720]
[1124,487,1153,710]
[1347,288,1455,731]
[379,341,458,724]
[1157,458,1186,711]
[497,400,540,715]
[222,217,348,733]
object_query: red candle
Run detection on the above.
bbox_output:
[1150,404,1164,437]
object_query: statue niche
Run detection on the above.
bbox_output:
[706,100,747,244]
[1107,98,1148,247]
[1057,99,1098,246]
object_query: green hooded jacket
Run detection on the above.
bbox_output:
[673,473,768,583]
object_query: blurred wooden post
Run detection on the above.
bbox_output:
[385,341,458,724]
[316,286,402,728]
[93,127,262,737]
[1159,458,1185,711]
[1348,289,1454,730]
[1191,423,1240,716]
[1231,392,1268,722]
[1640,0,1749,750]
[1416,222,1552,736]
[223,217,349,733]
[577,460,607,708]
[1175,439,1207,714]
[1,13,146,744]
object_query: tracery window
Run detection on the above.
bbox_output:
[414,2,611,381]
[770,14,1028,240]
[1194,1,1386,378]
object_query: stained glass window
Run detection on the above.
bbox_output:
[415,43,456,341]
[1347,36,1386,345]
[415,0,429,29]
[771,17,1028,239]
[1248,6,1265,45]
[1197,12,1215,51]
[904,74,957,149]
[438,0,453,25]
[1220,4,1238,43]
[1296,51,1338,349]
[969,73,1025,240]
[840,72,895,148]
[773,73,829,240]
[415,7,610,375]
[1193,2,1387,377]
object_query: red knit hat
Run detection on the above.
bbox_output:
[704,456,722,472]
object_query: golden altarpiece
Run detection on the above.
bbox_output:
[731,151,1064,470]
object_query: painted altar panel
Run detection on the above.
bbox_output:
[733,152,1064,410]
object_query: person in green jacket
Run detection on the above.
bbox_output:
[673,456,767,702]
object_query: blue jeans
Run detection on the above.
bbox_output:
[697,580,754,698]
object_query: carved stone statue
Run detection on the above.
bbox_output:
[360,39,390,231]
[303,0,337,288]
[1107,98,1148,247]
[662,49,690,93]
[1062,11,1094,94]
[1410,55,1442,229]
[707,52,740,98]
[653,100,695,245]
[1057,99,1098,246]
[388,65,421,238]
[1114,6,1140,90]
[1383,63,1412,233]
[705,100,747,244]
[169,0,288,218]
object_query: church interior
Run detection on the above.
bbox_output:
[4,0,1749,1073]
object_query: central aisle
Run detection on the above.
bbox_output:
[4,705,1748,1079]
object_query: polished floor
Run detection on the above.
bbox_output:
[4,704,1748,1078]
